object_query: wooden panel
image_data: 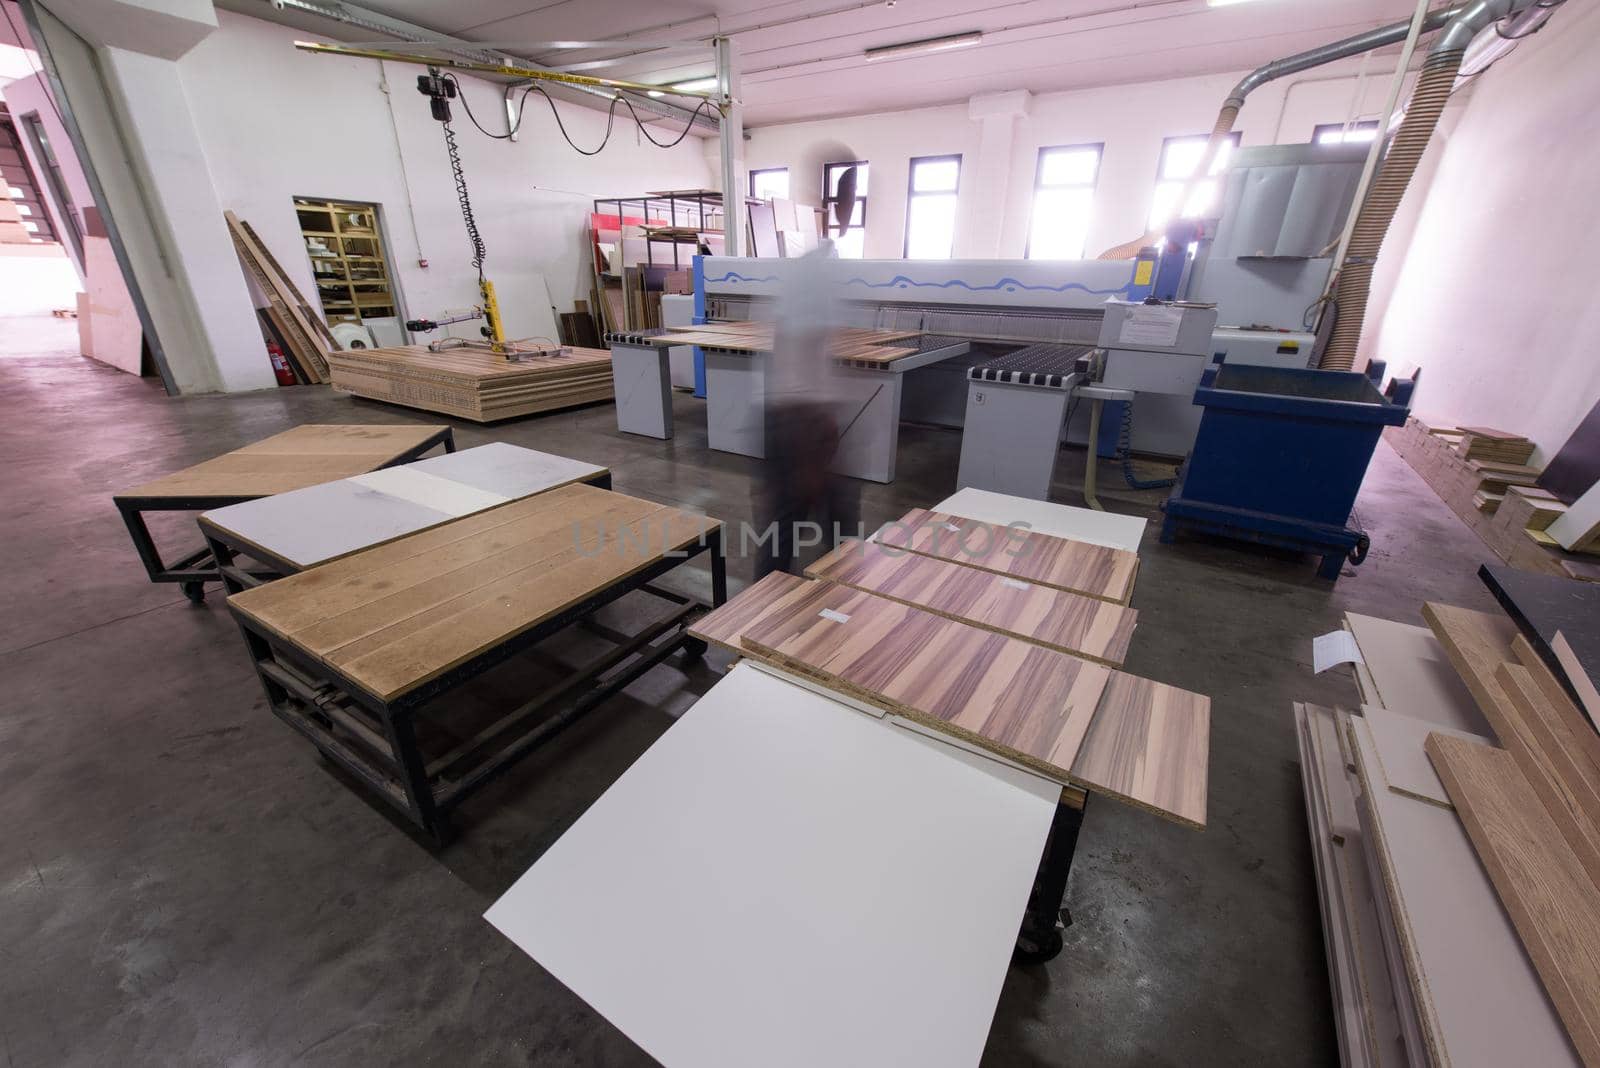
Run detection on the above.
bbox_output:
[712,578,1205,826]
[1070,673,1208,826]
[327,344,614,424]
[229,484,720,701]
[805,540,1138,666]
[875,508,1138,604]
[1349,717,1582,1068]
[118,424,448,500]
[688,571,811,652]
[1425,601,1600,887]
[1427,733,1600,1067]
[1360,703,1490,808]
[484,662,1060,1068]
[1344,612,1488,732]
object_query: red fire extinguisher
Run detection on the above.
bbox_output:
[267,340,297,387]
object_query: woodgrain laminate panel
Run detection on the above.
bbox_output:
[876,509,1138,604]
[1427,734,1600,1067]
[806,540,1137,666]
[119,423,449,500]
[229,484,719,701]
[714,578,1206,826]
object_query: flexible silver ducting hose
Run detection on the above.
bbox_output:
[1095,7,1464,261]
[1319,0,1539,369]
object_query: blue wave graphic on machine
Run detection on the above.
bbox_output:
[703,270,1139,296]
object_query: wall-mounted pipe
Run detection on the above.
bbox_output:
[1318,0,1542,370]
[1097,6,1464,260]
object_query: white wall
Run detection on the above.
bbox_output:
[181,10,714,342]
[744,56,1406,260]
[1357,3,1600,460]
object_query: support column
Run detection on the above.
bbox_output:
[715,36,744,257]
[955,90,1030,261]
[22,0,276,394]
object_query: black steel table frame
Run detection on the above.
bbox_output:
[1015,791,1088,965]
[201,469,612,595]
[224,527,727,845]
[113,427,456,601]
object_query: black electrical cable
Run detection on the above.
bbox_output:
[444,72,714,155]
[1117,399,1179,490]
[439,113,487,283]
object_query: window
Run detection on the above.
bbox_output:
[904,154,961,259]
[749,167,789,201]
[1026,143,1102,260]
[1313,120,1380,145]
[21,111,83,263]
[1148,132,1241,233]
[822,161,867,259]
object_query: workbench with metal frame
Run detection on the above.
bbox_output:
[608,328,970,482]
[221,484,726,844]
[485,492,1187,1066]
[113,423,454,603]
[198,443,610,591]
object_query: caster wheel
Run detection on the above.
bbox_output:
[1012,925,1064,966]
[181,581,207,604]
[681,637,708,664]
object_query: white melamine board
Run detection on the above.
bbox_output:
[1546,480,1600,550]
[1360,704,1490,809]
[202,480,452,568]
[202,444,602,568]
[1296,707,1369,1068]
[407,441,606,498]
[1300,705,1410,1068]
[1348,716,1581,1068]
[1345,613,1489,734]
[934,487,1146,554]
[347,467,510,517]
[485,663,1060,1068]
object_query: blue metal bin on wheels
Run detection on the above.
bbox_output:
[1160,361,1415,580]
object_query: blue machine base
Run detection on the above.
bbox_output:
[1161,485,1368,581]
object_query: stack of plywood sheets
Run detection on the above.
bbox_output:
[1417,602,1600,1065]
[326,344,614,423]
[1293,702,1409,1068]
[1385,417,1597,580]
[1451,425,1537,466]
[646,322,923,366]
[691,509,1206,828]
[1302,599,1600,1067]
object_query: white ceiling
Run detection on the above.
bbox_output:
[265,0,1434,127]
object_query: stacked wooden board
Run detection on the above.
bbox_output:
[1385,417,1598,581]
[1449,425,1537,465]
[326,343,614,423]
[645,321,925,367]
[226,210,334,384]
[689,509,1209,828]
[1299,595,1600,1067]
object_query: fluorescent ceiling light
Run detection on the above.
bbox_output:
[647,89,665,97]
[864,32,982,62]
[670,76,719,92]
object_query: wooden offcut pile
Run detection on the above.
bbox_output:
[327,343,614,423]
[1301,597,1600,1068]
[226,210,334,384]
[1386,417,1599,582]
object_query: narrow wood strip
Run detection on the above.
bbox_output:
[876,508,1138,603]
[806,539,1137,666]
[1426,733,1600,1067]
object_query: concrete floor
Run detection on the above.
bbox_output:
[0,323,1505,1067]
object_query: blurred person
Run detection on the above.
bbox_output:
[755,164,864,577]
